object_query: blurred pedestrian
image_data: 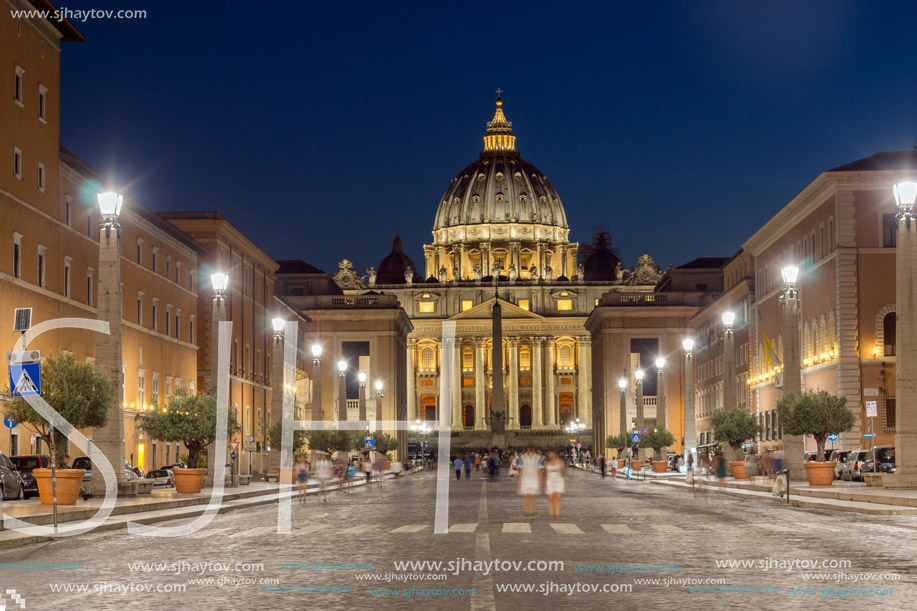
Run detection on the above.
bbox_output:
[544,450,566,519]
[715,454,727,488]
[454,456,462,480]
[518,447,541,520]
[464,455,472,479]
[599,455,606,479]
[295,455,309,503]
[475,455,481,472]
[316,454,331,501]
[345,460,356,492]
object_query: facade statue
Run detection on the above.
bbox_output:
[438,266,447,284]
[615,261,624,282]
[576,263,584,280]
[507,262,518,284]
[473,263,482,281]
[492,260,502,277]
[544,264,553,281]
[366,266,376,287]
[453,263,459,282]
[529,264,538,279]
[404,267,413,285]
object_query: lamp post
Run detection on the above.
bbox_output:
[780,265,805,480]
[205,272,229,485]
[269,317,284,477]
[358,371,367,423]
[93,192,127,494]
[683,338,696,472]
[656,357,667,456]
[337,360,347,421]
[635,369,645,460]
[888,181,917,487]
[375,380,384,427]
[618,376,628,451]
[722,311,737,413]
[411,419,430,468]
[311,344,323,420]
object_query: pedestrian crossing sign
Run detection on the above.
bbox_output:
[9,362,41,397]
[632,432,641,443]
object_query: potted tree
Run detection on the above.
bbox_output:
[7,352,112,505]
[643,428,676,472]
[140,388,238,493]
[777,390,855,486]
[606,433,627,469]
[710,405,761,479]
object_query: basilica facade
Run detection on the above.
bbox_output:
[334,97,668,448]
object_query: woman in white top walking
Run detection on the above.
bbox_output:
[517,447,542,520]
[544,450,566,519]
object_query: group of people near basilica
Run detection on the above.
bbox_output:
[294,451,403,503]
[452,447,567,520]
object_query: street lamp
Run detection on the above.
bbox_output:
[655,357,667,454]
[270,316,286,478]
[358,371,367,422]
[618,376,627,447]
[93,191,127,492]
[337,360,347,421]
[635,369,645,461]
[722,310,737,419]
[780,263,805,480]
[683,338,695,472]
[271,317,285,339]
[889,180,917,487]
[411,419,431,467]
[310,344,323,421]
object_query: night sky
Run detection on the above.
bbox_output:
[60,1,917,277]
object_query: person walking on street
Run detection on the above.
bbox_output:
[362,456,373,487]
[316,454,331,501]
[454,456,463,480]
[715,453,727,488]
[599,455,606,480]
[295,455,310,503]
[464,455,472,479]
[544,450,566,519]
[518,447,542,520]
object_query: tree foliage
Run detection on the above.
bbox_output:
[777,390,855,462]
[7,352,112,466]
[360,432,398,454]
[606,433,627,452]
[139,388,239,469]
[643,428,676,460]
[710,404,761,454]
[267,419,309,456]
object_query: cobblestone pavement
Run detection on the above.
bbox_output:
[1,468,915,610]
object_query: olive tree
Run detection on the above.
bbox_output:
[777,390,855,462]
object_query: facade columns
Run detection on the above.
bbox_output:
[723,324,737,411]
[636,375,645,460]
[481,242,491,276]
[453,339,462,428]
[576,337,591,422]
[406,339,416,422]
[545,339,556,426]
[532,337,544,426]
[474,338,486,429]
[508,338,519,429]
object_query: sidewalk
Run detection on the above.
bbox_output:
[0,468,418,550]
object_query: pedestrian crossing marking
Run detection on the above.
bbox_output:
[291,525,325,535]
[502,523,531,533]
[448,523,478,533]
[649,524,684,532]
[601,524,635,534]
[753,522,796,532]
[550,523,584,534]
[230,526,276,538]
[390,524,428,533]
[340,525,378,535]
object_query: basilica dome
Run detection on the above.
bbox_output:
[431,97,569,240]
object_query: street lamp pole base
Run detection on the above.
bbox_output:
[881,472,917,489]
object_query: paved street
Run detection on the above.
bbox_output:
[1,467,915,610]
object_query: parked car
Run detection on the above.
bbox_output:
[71,457,140,482]
[10,454,49,498]
[0,452,25,500]
[861,446,896,475]
[828,450,851,480]
[145,468,175,488]
[804,450,832,462]
[840,449,869,481]
[162,463,187,470]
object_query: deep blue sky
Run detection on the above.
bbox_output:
[60,1,917,276]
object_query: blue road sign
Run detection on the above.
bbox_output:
[364,438,376,448]
[423,441,429,448]
[863,433,877,438]
[632,432,641,443]
[8,362,40,397]
[827,433,838,442]
[641,426,650,435]
[231,451,237,460]
[3,415,17,429]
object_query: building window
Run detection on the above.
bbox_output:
[883,395,896,432]
[137,292,143,326]
[152,248,158,273]
[65,196,72,226]
[165,305,171,336]
[520,346,531,370]
[419,301,435,313]
[86,268,93,306]
[36,245,45,287]
[557,299,573,311]
[461,300,473,311]
[883,214,897,248]
[151,372,160,407]
[14,66,24,104]
[165,377,172,398]
[828,218,835,252]
[12,233,22,279]
[136,238,143,264]
[138,371,145,410]
[802,236,808,266]
[189,270,195,292]
[518,299,530,311]
[558,344,572,369]
[38,85,47,121]
[13,147,22,179]
[151,298,158,331]
[37,162,45,191]
[819,224,825,259]
[462,348,473,371]
[189,316,195,344]
[165,256,172,281]
[189,381,195,395]
[175,310,181,340]
[175,261,181,285]
[883,312,896,356]
[87,212,93,237]
[63,256,71,297]
[421,347,434,371]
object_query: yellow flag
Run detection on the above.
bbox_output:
[763,329,774,368]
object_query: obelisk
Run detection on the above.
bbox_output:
[491,292,506,448]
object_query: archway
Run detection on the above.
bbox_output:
[462,405,475,429]
[519,404,532,428]
[420,394,436,421]
[559,393,574,425]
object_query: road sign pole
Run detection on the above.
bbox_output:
[49,426,58,534]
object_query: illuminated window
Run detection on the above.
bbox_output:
[419,301,435,313]
[518,299,530,311]
[558,344,573,368]
[557,299,573,311]
[595,298,599,306]
[463,348,473,371]
[421,347,434,370]
[520,346,531,370]
[462,300,473,311]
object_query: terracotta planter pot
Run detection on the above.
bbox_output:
[616,459,626,469]
[805,461,837,486]
[632,460,644,471]
[652,460,668,473]
[730,461,748,479]
[34,469,85,505]
[173,468,207,493]
[277,466,297,485]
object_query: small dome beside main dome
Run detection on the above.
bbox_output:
[377,234,419,284]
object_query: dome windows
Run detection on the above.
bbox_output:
[514,172,522,181]
[495,172,504,182]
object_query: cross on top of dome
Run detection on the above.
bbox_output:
[484,90,516,153]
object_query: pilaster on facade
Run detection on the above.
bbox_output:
[507,337,520,429]
[474,337,486,429]
[576,336,592,422]
[545,338,556,426]
[532,337,545,426]
[836,189,863,443]
[406,338,417,421]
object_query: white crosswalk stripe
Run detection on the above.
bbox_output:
[601,524,635,534]
[550,523,584,534]
[389,524,428,533]
[502,523,531,533]
[649,524,684,533]
[230,525,276,538]
[340,525,378,535]
[448,523,478,533]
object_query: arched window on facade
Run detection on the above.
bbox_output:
[884,312,896,356]
[421,347,434,371]
[558,344,573,369]
[462,347,473,372]
[519,346,531,370]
